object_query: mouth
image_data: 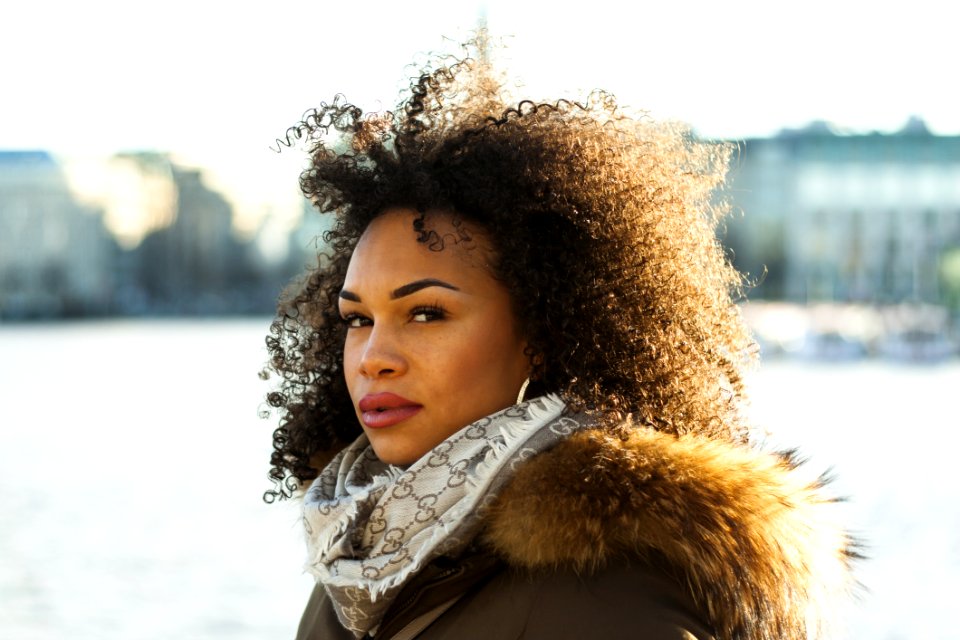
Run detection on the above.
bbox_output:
[358,392,423,429]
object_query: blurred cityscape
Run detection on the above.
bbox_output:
[2,119,959,360]
[0,150,324,319]
[724,117,960,361]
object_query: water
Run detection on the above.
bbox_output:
[747,360,960,640]
[0,320,312,640]
[1,320,957,639]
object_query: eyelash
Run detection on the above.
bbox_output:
[339,313,371,329]
[410,304,446,323]
[339,304,447,328]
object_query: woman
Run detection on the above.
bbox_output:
[263,42,857,640]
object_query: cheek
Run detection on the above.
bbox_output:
[453,317,527,383]
[342,335,362,392]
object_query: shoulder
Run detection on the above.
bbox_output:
[482,426,859,640]
[422,558,715,640]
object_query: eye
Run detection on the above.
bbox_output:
[410,305,446,323]
[340,313,371,329]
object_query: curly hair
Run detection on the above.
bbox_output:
[262,42,756,502]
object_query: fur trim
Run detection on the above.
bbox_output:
[483,426,859,640]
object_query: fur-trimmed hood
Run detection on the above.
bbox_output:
[482,426,859,640]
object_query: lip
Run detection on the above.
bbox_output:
[358,392,423,429]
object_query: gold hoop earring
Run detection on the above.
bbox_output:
[516,377,531,404]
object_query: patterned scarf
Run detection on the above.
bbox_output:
[301,394,587,638]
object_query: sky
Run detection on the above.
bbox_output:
[2,0,957,231]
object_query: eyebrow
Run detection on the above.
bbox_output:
[339,278,460,302]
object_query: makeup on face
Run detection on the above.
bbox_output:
[339,208,530,465]
[358,392,423,429]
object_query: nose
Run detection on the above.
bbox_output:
[357,326,407,379]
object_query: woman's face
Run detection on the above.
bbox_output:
[338,208,530,465]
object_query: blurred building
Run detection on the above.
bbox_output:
[0,151,117,318]
[0,151,292,319]
[130,154,279,314]
[725,119,960,310]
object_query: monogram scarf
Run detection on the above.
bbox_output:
[301,394,587,638]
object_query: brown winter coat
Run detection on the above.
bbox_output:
[297,425,857,640]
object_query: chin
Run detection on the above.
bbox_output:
[372,448,420,466]
[366,437,423,466]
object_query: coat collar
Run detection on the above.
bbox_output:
[481,425,859,640]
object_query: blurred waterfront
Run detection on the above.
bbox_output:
[3,119,960,360]
[1,320,958,639]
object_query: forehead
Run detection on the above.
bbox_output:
[343,209,494,288]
